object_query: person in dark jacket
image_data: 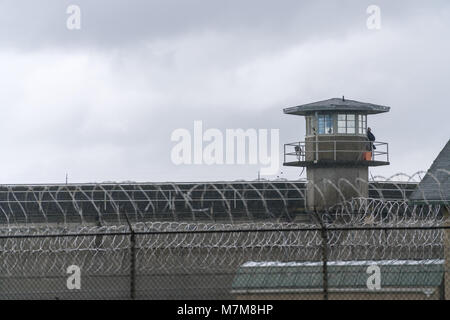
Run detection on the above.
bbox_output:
[367,127,376,151]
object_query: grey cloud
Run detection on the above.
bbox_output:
[1,0,447,50]
[0,1,449,183]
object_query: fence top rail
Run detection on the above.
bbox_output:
[0,225,448,239]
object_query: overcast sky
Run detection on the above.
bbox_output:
[0,0,449,184]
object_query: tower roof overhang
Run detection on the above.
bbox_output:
[284,98,390,116]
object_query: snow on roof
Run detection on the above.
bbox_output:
[241,259,444,268]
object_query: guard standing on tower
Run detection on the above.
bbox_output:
[367,127,376,151]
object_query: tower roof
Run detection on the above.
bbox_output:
[284,98,390,116]
[409,140,450,204]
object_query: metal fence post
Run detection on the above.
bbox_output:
[125,213,136,300]
[130,230,136,300]
[321,224,329,300]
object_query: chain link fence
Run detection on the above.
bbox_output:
[0,170,448,300]
[0,216,448,300]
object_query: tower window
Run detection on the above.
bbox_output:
[318,114,333,134]
[358,114,367,134]
[338,114,357,134]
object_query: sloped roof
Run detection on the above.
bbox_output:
[284,98,390,116]
[409,140,450,204]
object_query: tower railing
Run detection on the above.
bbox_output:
[284,140,389,164]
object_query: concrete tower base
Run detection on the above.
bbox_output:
[306,166,369,211]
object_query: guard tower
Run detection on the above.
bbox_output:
[283,97,390,210]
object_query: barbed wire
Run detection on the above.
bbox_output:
[325,198,445,226]
[0,170,447,276]
[0,170,447,225]
[0,220,446,275]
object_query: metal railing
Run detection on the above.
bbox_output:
[284,140,389,163]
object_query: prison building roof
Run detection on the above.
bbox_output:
[231,260,444,293]
[284,98,390,116]
[409,140,450,204]
[0,181,418,224]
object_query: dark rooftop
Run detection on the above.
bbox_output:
[409,140,450,204]
[284,97,390,116]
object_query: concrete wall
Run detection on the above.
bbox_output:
[305,135,369,162]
